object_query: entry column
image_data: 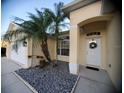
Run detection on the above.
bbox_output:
[69,25,80,74]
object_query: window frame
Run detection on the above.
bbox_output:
[57,36,69,56]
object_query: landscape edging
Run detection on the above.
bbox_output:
[71,75,80,93]
[13,72,38,93]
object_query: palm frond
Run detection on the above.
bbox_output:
[35,8,43,19]
[54,2,64,17]
[13,17,25,23]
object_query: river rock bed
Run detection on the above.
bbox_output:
[15,61,78,93]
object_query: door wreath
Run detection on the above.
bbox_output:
[89,42,97,49]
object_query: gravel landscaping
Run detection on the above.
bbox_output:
[15,61,78,93]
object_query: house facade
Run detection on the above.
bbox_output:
[6,23,69,68]
[62,0,121,91]
[6,0,121,91]
[6,23,29,68]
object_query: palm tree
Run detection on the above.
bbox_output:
[3,9,53,64]
[43,2,69,65]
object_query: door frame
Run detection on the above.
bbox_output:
[85,36,102,68]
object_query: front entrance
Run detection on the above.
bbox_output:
[86,37,101,67]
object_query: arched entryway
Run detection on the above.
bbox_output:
[78,15,112,69]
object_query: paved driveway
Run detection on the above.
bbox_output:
[1,57,33,93]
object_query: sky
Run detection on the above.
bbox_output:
[1,0,73,36]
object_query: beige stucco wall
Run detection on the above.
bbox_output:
[106,12,121,90]
[29,38,56,67]
[59,32,69,37]
[32,40,44,66]
[1,40,7,48]
[69,1,102,67]
[1,40,10,57]
[7,22,18,31]
[57,55,69,62]
[47,38,56,60]
[6,23,16,59]
[27,38,33,67]
[70,1,102,25]
[65,0,121,90]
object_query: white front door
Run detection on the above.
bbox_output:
[86,37,101,66]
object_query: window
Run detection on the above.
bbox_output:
[86,32,101,36]
[57,36,69,56]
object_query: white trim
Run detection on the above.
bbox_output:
[69,63,79,74]
[71,75,80,93]
[13,72,38,93]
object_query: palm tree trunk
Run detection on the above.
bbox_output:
[41,39,51,62]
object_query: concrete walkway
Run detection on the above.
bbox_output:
[74,66,116,93]
[1,57,33,93]
[1,57,117,93]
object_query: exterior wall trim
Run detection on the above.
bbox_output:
[78,15,113,27]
